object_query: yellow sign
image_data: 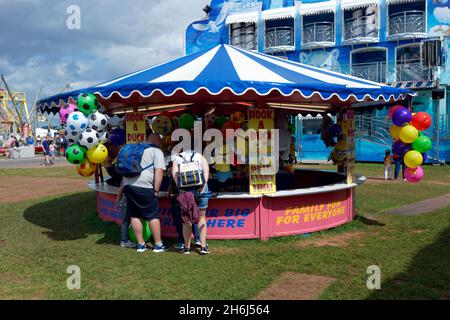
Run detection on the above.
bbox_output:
[248,109,277,195]
[125,112,146,144]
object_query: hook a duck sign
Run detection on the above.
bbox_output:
[125,112,146,144]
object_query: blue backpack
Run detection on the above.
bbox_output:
[116,143,156,178]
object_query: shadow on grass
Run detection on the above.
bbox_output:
[23,192,119,245]
[355,215,386,227]
[367,226,450,299]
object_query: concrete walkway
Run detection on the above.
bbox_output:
[0,157,70,169]
[385,193,450,216]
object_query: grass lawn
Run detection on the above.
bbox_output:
[0,163,449,299]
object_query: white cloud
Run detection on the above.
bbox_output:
[0,0,211,112]
[434,7,450,25]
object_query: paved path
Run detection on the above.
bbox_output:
[0,157,70,169]
[385,193,450,216]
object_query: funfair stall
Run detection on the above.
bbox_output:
[37,45,415,240]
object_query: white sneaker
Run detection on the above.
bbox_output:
[120,240,137,248]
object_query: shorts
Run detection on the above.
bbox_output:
[123,185,159,221]
[194,185,212,210]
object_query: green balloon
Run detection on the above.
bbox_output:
[178,113,194,130]
[128,220,152,243]
[77,93,99,116]
[215,116,228,129]
[66,144,87,165]
[412,135,432,153]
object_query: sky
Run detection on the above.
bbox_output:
[0,0,210,122]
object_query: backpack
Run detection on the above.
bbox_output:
[116,143,156,178]
[177,152,205,189]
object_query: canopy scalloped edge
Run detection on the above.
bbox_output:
[38,86,414,113]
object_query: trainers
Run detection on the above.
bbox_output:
[182,247,191,255]
[174,243,185,251]
[194,240,202,247]
[136,243,147,253]
[152,243,167,253]
[200,246,210,255]
[120,240,137,248]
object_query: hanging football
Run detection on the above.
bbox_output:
[79,128,100,149]
[77,93,100,116]
[67,111,89,132]
[66,144,87,165]
[76,159,97,177]
[64,129,80,145]
[89,111,108,132]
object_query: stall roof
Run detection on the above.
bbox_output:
[38,44,414,114]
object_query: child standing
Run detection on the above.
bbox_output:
[384,150,393,180]
[49,142,56,165]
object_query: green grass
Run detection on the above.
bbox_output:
[0,164,449,299]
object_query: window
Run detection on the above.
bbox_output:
[264,18,294,52]
[230,22,258,50]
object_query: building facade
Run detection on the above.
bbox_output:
[185,0,450,162]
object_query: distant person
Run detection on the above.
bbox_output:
[49,142,56,163]
[384,150,393,180]
[54,134,62,157]
[26,135,34,145]
[0,134,3,147]
[41,135,53,166]
[393,153,406,181]
[36,135,42,146]
[60,134,68,156]
[122,133,167,253]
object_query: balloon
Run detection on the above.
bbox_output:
[77,93,99,116]
[390,125,401,140]
[230,111,245,125]
[328,124,342,138]
[404,166,424,183]
[399,125,419,144]
[411,112,432,131]
[66,144,87,165]
[178,113,194,130]
[110,128,126,146]
[59,104,78,123]
[128,220,152,243]
[404,150,423,169]
[411,135,432,153]
[392,140,411,157]
[388,105,405,119]
[87,143,109,164]
[215,116,228,129]
[151,115,172,135]
[76,159,97,177]
[392,107,412,127]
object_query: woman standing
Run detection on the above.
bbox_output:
[171,148,211,255]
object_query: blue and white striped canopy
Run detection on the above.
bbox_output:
[38,44,414,113]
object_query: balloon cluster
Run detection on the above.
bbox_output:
[60,93,123,177]
[389,105,432,183]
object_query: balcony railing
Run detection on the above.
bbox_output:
[395,61,433,82]
[389,10,425,38]
[303,22,334,47]
[230,32,258,50]
[265,27,294,51]
[344,16,379,42]
[351,62,387,83]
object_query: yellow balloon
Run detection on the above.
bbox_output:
[390,125,401,140]
[87,143,109,164]
[399,125,419,144]
[404,150,423,169]
[76,159,97,177]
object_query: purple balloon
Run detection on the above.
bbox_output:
[392,107,412,127]
[392,140,411,157]
[110,128,126,146]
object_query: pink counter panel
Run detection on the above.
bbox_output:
[92,176,360,240]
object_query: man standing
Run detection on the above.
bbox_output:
[122,133,167,253]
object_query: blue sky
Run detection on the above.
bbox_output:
[0,0,209,122]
